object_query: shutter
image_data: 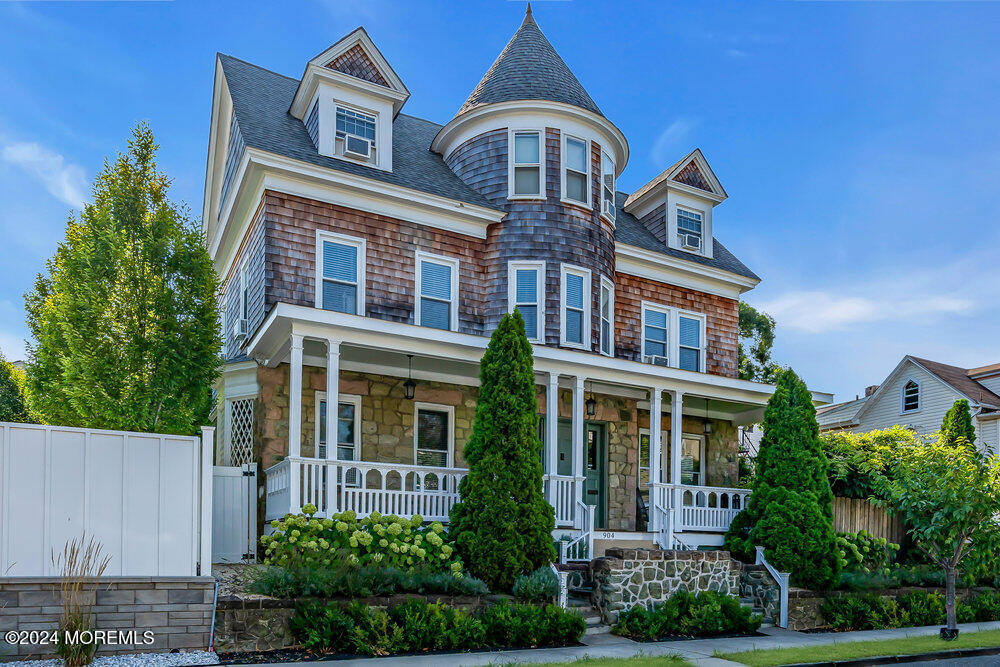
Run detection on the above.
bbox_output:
[420,260,452,300]
[323,241,357,283]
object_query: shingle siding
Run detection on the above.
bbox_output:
[219,111,246,216]
[305,100,320,149]
[223,202,265,359]
[325,44,389,87]
[639,204,667,245]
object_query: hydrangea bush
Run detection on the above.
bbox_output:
[261,504,463,574]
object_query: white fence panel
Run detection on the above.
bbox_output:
[213,464,257,563]
[0,422,214,577]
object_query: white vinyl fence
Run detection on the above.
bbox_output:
[212,464,257,563]
[0,422,214,577]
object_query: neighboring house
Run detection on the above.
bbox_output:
[816,355,1000,455]
[202,8,830,554]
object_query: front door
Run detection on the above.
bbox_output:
[584,422,607,528]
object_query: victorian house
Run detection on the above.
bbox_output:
[203,8,829,557]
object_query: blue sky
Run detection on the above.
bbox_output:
[1,0,998,401]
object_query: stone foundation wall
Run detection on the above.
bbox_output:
[591,548,742,623]
[739,564,780,625]
[0,577,214,660]
[786,586,985,631]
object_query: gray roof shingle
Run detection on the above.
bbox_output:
[457,9,602,117]
[219,54,496,210]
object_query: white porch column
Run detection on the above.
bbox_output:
[649,388,663,531]
[572,376,585,518]
[288,333,304,513]
[325,339,340,461]
[546,373,559,476]
[670,390,684,518]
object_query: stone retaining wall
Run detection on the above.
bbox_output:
[591,548,741,623]
[0,577,214,661]
[739,564,780,625]
[786,586,985,631]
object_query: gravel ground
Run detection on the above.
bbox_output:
[9,651,219,667]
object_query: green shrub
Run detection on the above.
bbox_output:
[836,531,899,575]
[260,505,463,573]
[898,591,946,627]
[290,599,584,655]
[958,591,1000,623]
[820,427,923,500]
[512,567,559,602]
[820,593,906,631]
[248,564,489,599]
[613,590,761,640]
[722,509,754,563]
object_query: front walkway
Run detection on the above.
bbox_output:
[256,620,1000,667]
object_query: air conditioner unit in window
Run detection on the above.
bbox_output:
[680,234,702,251]
[603,199,616,218]
[232,318,248,342]
[644,355,670,367]
[344,135,372,159]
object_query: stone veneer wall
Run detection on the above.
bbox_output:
[739,564,780,625]
[785,587,986,632]
[591,548,742,623]
[0,577,214,660]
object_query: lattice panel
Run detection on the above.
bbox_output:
[228,398,255,466]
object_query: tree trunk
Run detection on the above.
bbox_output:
[945,566,958,631]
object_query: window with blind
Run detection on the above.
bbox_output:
[563,135,589,204]
[510,130,542,198]
[416,253,458,331]
[599,277,613,356]
[642,305,669,362]
[560,265,590,348]
[316,231,365,315]
[508,261,544,342]
[678,315,704,372]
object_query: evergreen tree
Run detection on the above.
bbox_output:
[24,124,221,434]
[941,399,976,449]
[724,369,840,589]
[449,310,555,590]
[0,351,34,423]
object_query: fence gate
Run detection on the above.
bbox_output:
[212,463,257,563]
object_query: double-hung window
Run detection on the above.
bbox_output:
[510,130,542,198]
[642,304,669,363]
[560,265,591,349]
[901,379,920,413]
[317,393,361,485]
[416,252,459,331]
[563,135,589,205]
[508,261,545,342]
[678,314,705,372]
[414,403,454,489]
[642,303,707,371]
[677,208,703,252]
[601,151,616,220]
[316,231,365,315]
[335,106,376,160]
[599,277,614,356]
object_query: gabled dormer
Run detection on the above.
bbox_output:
[623,149,727,260]
[289,27,409,172]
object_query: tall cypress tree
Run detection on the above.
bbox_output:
[725,369,840,589]
[941,399,976,449]
[449,310,555,590]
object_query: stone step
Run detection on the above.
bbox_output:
[584,623,612,636]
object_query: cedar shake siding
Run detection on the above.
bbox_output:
[219,112,245,217]
[261,191,488,334]
[614,272,739,377]
[325,44,390,87]
[445,127,615,351]
[640,204,667,245]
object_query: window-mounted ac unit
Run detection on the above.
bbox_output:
[644,355,670,367]
[344,135,372,159]
[603,200,616,218]
[680,234,702,251]
[232,318,248,342]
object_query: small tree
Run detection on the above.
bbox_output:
[0,351,34,423]
[449,311,555,590]
[738,302,782,383]
[724,369,841,589]
[874,438,1000,635]
[941,399,976,449]
[24,124,221,434]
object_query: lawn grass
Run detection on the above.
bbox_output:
[718,628,1000,666]
[532,656,690,666]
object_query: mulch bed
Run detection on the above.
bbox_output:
[217,642,586,664]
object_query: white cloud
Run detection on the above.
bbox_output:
[651,118,698,168]
[1,142,87,209]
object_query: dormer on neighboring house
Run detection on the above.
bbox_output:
[289,28,409,171]
[623,149,727,260]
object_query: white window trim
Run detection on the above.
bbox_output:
[559,263,592,350]
[413,402,455,468]
[507,260,546,343]
[333,102,379,167]
[507,129,545,201]
[599,276,614,357]
[600,150,616,224]
[315,391,362,460]
[414,250,460,332]
[560,133,592,209]
[239,258,249,322]
[315,229,367,316]
[900,378,922,414]
[637,428,669,487]
[681,432,707,486]
[640,302,707,373]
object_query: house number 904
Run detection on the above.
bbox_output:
[600,531,616,540]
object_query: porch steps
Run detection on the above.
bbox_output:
[567,586,610,636]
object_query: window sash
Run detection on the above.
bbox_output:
[513,266,541,340]
[678,316,702,372]
[643,307,668,359]
[677,209,703,241]
[416,409,449,468]
[512,131,541,196]
[336,107,376,140]
[601,152,615,218]
[321,240,359,315]
[418,258,455,331]
[600,283,612,356]
[564,137,588,203]
[902,382,920,411]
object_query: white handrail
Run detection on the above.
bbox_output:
[562,500,593,562]
[549,562,569,608]
[755,545,790,629]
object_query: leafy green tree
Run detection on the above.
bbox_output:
[0,350,34,423]
[873,438,1000,633]
[449,310,555,590]
[941,399,976,449]
[24,123,221,434]
[738,302,782,383]
[724,369,841,589]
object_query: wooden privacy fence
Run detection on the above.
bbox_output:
[0,421,214,577]
[832,496,906,544]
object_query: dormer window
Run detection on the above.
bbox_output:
[677,208,703,253]
[335,106,376,162]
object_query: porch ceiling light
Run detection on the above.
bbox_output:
[703,398,713,434]
[585,382,597,418]
[403,354,416,400]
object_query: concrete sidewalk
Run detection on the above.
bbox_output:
[253,620,1000,666]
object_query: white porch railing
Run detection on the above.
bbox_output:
[559,500,594,563]
[545,474,583,527]
[265,457,467,522]
[650,483,752,539]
